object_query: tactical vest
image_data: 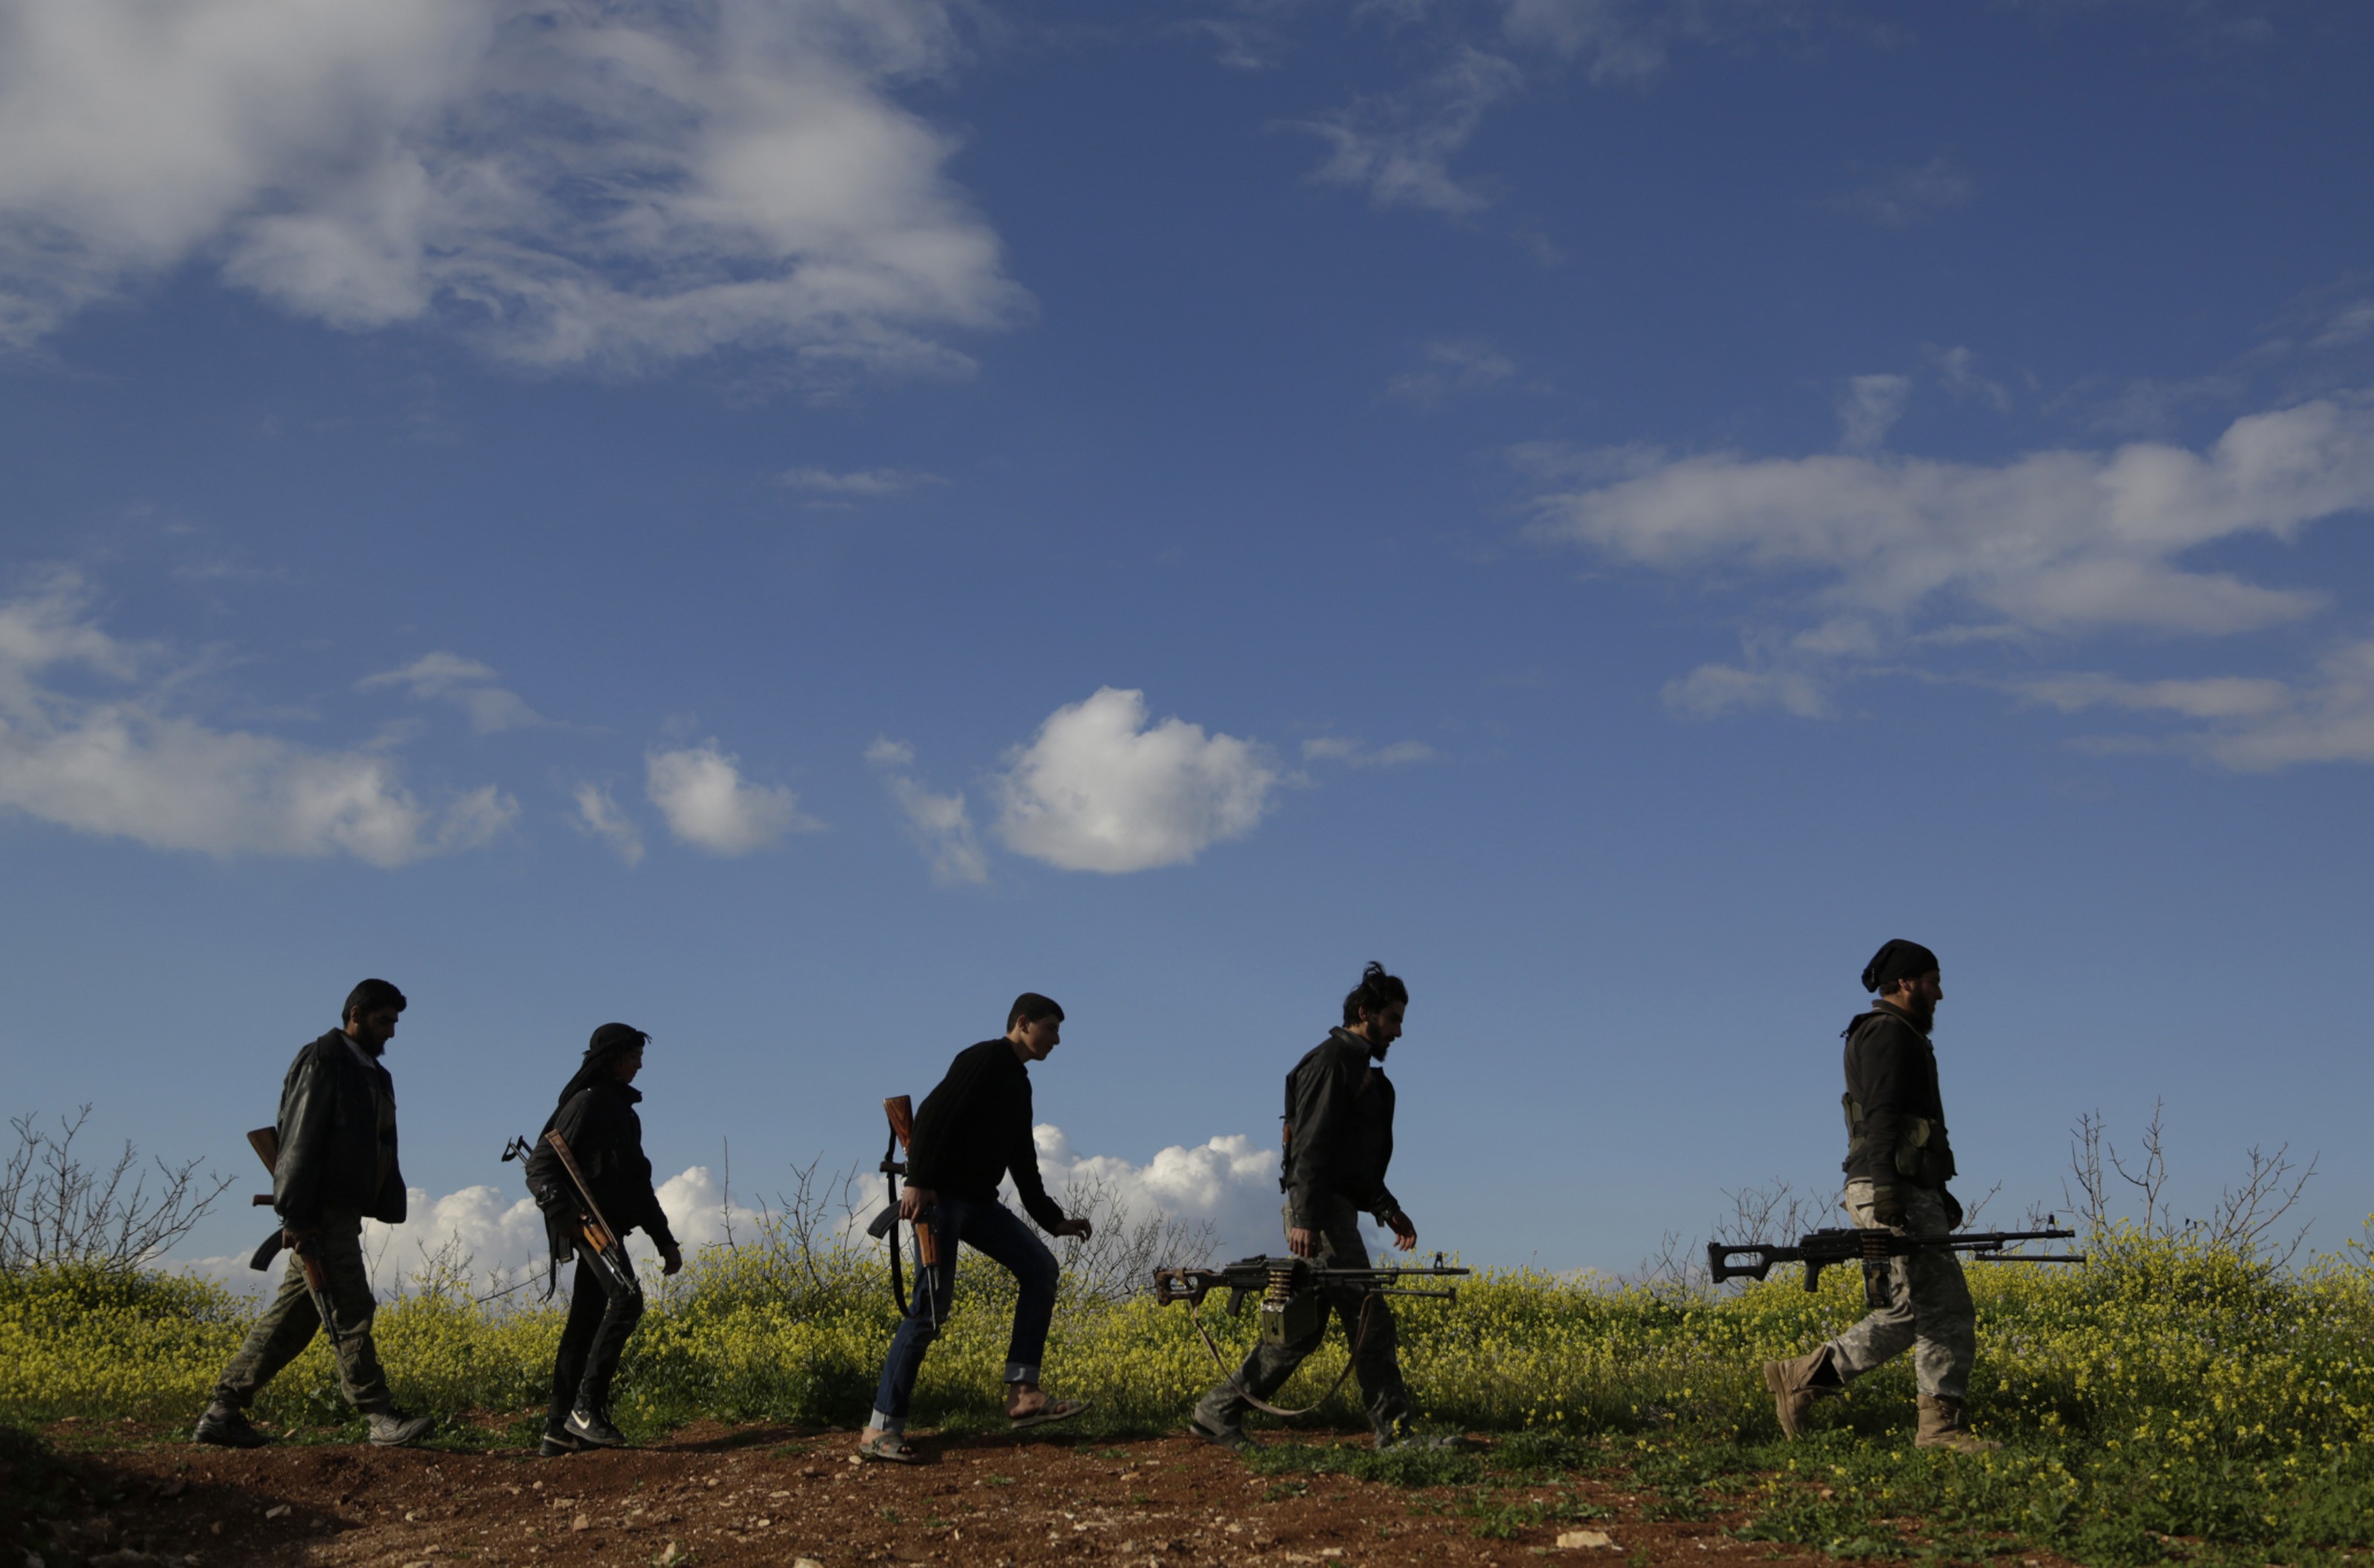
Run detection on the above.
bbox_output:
[1840,1011,1957,1188]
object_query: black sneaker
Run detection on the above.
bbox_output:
[193,1402,273,1448]
[539,1425,584,1457]
[564,1408,627,1448]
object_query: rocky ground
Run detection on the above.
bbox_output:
[4,1419,1900,1567]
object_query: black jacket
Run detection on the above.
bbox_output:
[525,1079,675,1266]
[272,1030,406,1226]
[1282,1028,1399,1228]
[905,1039,1067,1232]
[1841,1001,1957,1189]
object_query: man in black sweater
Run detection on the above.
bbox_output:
[1761,939,1994,1454]
[857,993,1093,1462]
[1191,962,1428,1453]
[524,1023,683,1454]
[193,979,438,1449]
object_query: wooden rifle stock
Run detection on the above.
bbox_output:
[244,1126,343,1343]
[881,1096,940,1268]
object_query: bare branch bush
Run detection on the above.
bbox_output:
[0,1107,234,1273]
[2067,1101,2318,1266]
[763,1157,875,1296]
[1053,1172,1217,1304]
[2205,1143,2317,1269]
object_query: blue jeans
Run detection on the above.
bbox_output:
[869,1195,1060,1430]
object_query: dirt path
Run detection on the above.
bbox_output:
[20,1422,1850,1567]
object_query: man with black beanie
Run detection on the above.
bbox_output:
[522,1022,683,1454]
[193,980,438,1449]
[856,993,1093,1463]
[1760,940,1996,1454]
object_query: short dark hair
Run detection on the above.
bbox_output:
[343,978,407,1024]
[1007,992,1064,1031]
[1341,961,1408,1027]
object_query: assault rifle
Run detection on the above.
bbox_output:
[1708,1225,2084,1292]
[865,1096,941,1319]
[241,1127,348,1352]
[502,1131,640,1298]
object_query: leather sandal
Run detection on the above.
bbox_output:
[1008,1396,1087,1430]
[856,1430,921,1464]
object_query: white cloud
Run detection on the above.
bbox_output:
[1301,735,1436,767]
[780,466,946,498]
[1836,373,1911,452]
[1497,0,1677,83]
[1027,1125,1286,1263]
[1662,662,1835,719]
[2310,299,2374,352]
[1386,338,1515,406]
[359,651,547,733]
[887,775,987,885]
[1529,399,2374,655]
[0,575,516,865]
[0,0,1024,378]
[1293,46,1523,216]
[1929,345,2012,411]
[865,735,986,884]
[646,741,816,856]
[2014,640,2374,771]
[992,688,1279,873]
[571,782,644,865]
[1525,398,2374,732]
[1832,157,1973,229]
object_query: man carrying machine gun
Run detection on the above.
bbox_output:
[1763,939,1999,1454]
[1191,962,1447,1454]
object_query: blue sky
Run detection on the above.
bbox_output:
[4,0,2371,1284]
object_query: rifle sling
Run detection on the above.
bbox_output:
[1180,1290,1380,1420]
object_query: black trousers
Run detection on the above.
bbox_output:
[547,1250,643,1427]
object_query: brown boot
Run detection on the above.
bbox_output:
[1760,1346,1841,1438]
[1913,1394,2000,1453]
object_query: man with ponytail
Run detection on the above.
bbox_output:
[1191,961,1443,1454]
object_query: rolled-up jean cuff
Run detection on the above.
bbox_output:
[1005,1362,1038,1385]
[868,1410,905,1435]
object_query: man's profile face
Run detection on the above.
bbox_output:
[347,1007,401,1050]
[1361,1002,1406,1051]
[1013,1015,1061,1061]
[1891,971,1943,1024]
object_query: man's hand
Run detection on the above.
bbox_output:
[1288,1226,1319,1258]
[1385,1211,1417,1251]
[899,1185,936,1223]
[659,1238,685,1276]
[1869,1184,1907,1229]
[1050,1217,1093,1240]
[281,1226,316,1251]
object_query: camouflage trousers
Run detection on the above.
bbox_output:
[211,1210,394,1414]
[1822,1179,1975,1401]
[1194,1200,1413,1440]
